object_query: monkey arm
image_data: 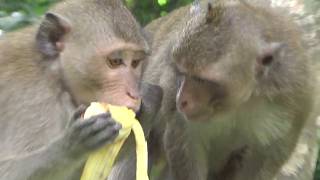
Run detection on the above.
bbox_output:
[273,118,319,180]
[0,136,84,180]
[107,148,136,180]
[164,113,207,180]
[237,117,319,180]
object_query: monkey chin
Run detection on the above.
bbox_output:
[181,111,213,123]
[99,98,142,113]
[180,106,230,123]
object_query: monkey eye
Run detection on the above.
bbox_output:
[106,58,123,69]
[261,54,274,66]
[193,76,205,84]
[131,59,142,68]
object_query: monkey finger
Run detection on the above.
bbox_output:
[73,113,111,130]
[78,118,119,139]
[70,105,88,122]
[67,105,87,128]
[84,113,111,122]
[84,126,120,150]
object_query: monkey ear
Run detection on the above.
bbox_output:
[205,2,223,24]
[36,13,71,59]
[257,42,286,67]
[206,3,214,23]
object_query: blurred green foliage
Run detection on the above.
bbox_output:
[0,0,319,179]
[126,0,192,25]
[0,0,193,31]
[0,0,59,31]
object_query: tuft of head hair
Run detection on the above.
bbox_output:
[172,0,226,70]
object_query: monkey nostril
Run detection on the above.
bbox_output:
[125,91,141,112]
[180,101,188,110]
[261,54,274,66]
[127,91,140,100]
[127,103,141,113]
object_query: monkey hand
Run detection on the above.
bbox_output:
[61,105,121,159]
[80,103,149,180]
[137,83,163,134]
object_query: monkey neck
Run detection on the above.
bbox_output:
[58,74,78,107]
[187,98,293,150]
[1,25,77,114]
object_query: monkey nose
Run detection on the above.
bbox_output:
[127,91,140,101]
[178,99,199,117]
[178,100,189,112]
[126,91,142,112]
[126,99,141,113]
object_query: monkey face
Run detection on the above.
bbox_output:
[95,44,147,112]
[175,58,253,122]
[35,3,150,112]
[61,40,148,112]
[176,74,226,122]
[174,36,298,123]
[172,21,293,123]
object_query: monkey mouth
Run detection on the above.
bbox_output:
[183,111,211,122]
[100,97,141,113]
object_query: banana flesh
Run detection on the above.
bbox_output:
[80,102,149,180]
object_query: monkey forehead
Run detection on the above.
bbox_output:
[50,0,149,50]
[172,4,245,64]
[176,60,223,81]
[95,39,148,55]
[172,2,281,65]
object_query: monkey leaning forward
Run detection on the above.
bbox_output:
[0,0,162,180]
[144,1,319,180]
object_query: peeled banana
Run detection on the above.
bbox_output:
[80,102,149,180]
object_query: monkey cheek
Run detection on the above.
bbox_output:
[177,101,211,122]
[122,98,141,112]
[182,111,212,122]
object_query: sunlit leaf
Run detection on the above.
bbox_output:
[158,0,168,7]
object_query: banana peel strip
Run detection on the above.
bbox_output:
[80,103,149,180]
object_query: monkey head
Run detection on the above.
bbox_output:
[36,0,149,112]
[173,1,308,122]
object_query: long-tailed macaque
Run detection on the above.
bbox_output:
[0,0,162,179]
[144,0,319,179]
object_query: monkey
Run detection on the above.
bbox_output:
[0,0,163,180]
[143,0,319,180]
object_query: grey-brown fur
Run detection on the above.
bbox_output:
[0,0,162,180]
[144,0,318,180]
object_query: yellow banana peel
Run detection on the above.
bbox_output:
[80,102,149,180]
